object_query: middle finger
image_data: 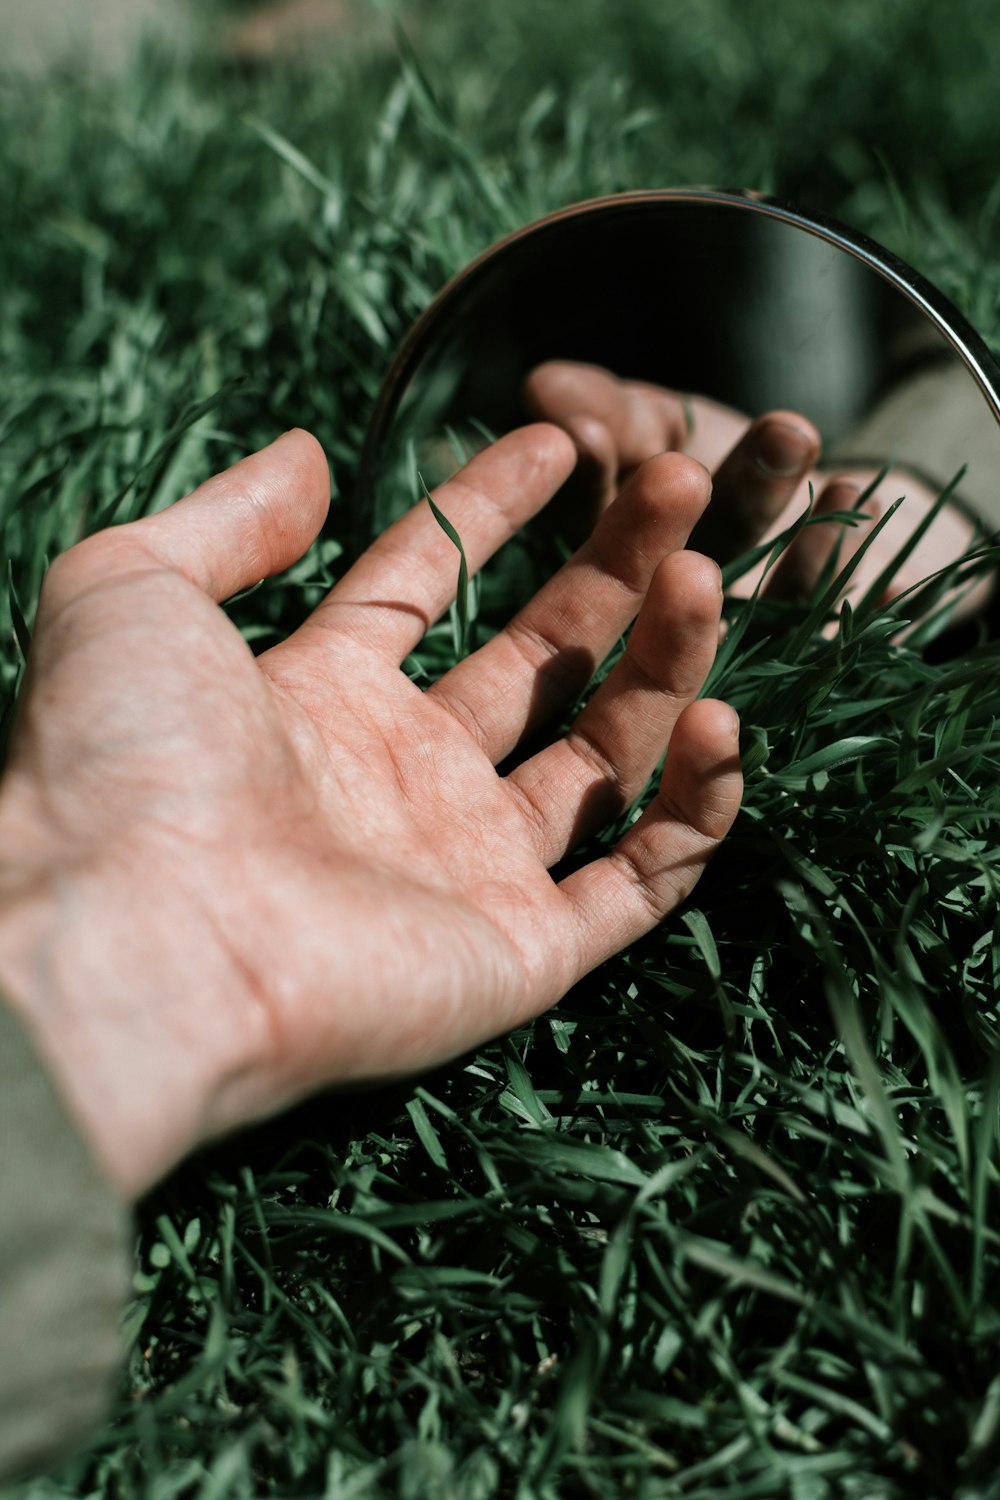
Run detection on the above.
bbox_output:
[689,409,820,565]
[429,452,711,765]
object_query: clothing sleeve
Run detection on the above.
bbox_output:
[828,358,1000,532]
[0,998,133,1483]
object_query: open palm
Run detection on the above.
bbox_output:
[0,427,740,1197]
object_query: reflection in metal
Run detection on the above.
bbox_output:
[358,190,1000,542]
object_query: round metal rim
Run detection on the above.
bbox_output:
[357,187,1000,521]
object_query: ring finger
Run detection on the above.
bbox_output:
[429,452,712,765]
[505,550,723,868]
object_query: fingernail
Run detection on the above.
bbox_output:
[753,419,815,479]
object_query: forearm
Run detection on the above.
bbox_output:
[828,360,1000,531]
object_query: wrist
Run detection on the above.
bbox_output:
[0,812,269,1200]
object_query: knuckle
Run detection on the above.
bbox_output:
[41,532,126,605]
[507,776,552,851]
[566,725,628,805]
[39,526,165,623]
[660,782,733,844]
[427,680,484,747]
[609,845,677,923]
[506,619,586,702]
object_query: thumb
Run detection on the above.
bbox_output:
[119,429,331,602]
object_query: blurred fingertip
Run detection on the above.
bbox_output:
[562,412,614,460]
[818,475,866,506]
[751,415,820,478]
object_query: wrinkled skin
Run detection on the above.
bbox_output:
[0,426,741,1198]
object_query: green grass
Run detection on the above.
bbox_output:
[3,2,1000,1496]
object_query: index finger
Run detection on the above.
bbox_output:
[281,424,576,666]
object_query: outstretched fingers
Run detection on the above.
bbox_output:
[284,424,577,665]
[764,476,867,602]
[524,360,689,471]
[506,550,723,866]
[430,452,713,764]
[524,361,691,534]
[557,697,742,976]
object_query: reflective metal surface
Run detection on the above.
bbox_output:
[358,189,1000,540]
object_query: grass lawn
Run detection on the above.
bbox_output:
[3,2,1000,1495]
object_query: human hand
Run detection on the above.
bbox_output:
[524,360,989,619]
[0,427,741,1199]
[524,360,822,555]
